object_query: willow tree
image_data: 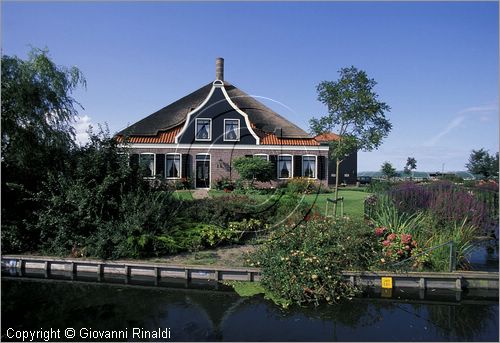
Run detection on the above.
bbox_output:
[310,66,391,214]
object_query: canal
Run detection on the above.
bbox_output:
[2,271,498,342]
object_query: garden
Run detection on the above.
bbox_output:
[2,48,498,308]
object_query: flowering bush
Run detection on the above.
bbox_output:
[252,218,380,306]
[374,226,430,269]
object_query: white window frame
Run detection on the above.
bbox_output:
[139,153,155,179]
[254,154,269,161]
[278,154,293,179]
[195,118,212,141]
[302,155,317,179]
[165,153,182,179]
[223,119,240,142]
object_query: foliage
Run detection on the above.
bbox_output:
[284,177,319,194]
[1,48,86,252]
[309,66,391,213]
[387,181,491,230]
[214,177,235,191]
[26,128,179,258]
[380,161,397,180]
[466,148,499,180]
[403,157,417,177]
[252,218,380,306]
[233,156,275,184]
[367,189,483,271]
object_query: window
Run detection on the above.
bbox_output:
[139,153,155,178]
[302,156,317,178]
[195,118,211,141]
[224,119,240,141]
[166,154,181,178]
[278,155,292,179]
[254,154,269,161]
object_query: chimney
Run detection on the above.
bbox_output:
[215,57,224,81]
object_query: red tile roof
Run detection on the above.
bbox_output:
[116,125,182,144]
[260,132,319,146]
[314,132,340,142]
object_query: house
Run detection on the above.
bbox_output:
[314,133,358,185]
[116,58,356,188]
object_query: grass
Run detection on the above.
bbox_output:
[205,189,369,218]
[173,190,194,201]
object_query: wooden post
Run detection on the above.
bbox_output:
[154,267,160,279]
[214,270,220,281]
[247,271,252,281]
[419,277,426,289]
[184,268,190,280]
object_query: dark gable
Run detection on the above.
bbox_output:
[177,87,257,145]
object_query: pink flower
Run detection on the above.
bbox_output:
[401,233,412,244]
[375,227,387,237]
[387,233,397,242]
[397,249,404,256]
[382,240,391,247]
[405,245,411,250]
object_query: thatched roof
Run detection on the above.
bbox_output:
[118,81,311,139]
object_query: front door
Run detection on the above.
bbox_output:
[196,156,210,188]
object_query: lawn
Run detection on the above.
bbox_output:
[205,189,369,219]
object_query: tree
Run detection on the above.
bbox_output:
[403,157,417,180]
[465,149,499,180]
[309,66,391,214]
[233,156,275,186]
[1,48,86,252]
[381,161,397,180]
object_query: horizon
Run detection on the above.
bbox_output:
[2,1,498,171]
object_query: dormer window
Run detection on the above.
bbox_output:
[195,118,211,141]
[224,119,240,141]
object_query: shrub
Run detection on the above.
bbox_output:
[252,218,380,306]
[285,177,319,194]
[233,156,274,185]
[387,181,491,230]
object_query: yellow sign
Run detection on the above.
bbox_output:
[381,277,393,289]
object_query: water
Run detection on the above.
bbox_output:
[2,272,498,342]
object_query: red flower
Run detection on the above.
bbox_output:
[387,233,397,242]
[397,249,404,256]
[382,240,391,247]
[401,234,412,244]
[375,227,387,237]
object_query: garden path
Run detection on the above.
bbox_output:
[192,189,210,199]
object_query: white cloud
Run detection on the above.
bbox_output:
[73,115,92,145]
[424,116,465,147]
[424,103,498,147]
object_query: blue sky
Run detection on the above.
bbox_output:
[2,1,498,172]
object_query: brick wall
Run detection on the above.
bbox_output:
[129,146,329,189]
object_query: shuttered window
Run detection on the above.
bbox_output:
[155,154,165,178]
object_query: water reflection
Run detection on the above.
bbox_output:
[2,275,498,342]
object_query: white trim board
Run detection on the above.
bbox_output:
[123,143,329,152]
